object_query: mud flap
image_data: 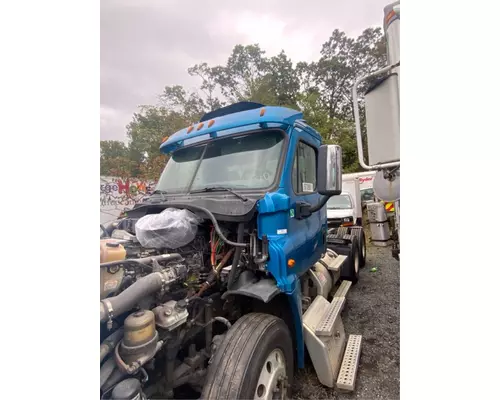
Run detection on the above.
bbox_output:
[221,271,280,303]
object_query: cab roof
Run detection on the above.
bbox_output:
[159,102,318,154]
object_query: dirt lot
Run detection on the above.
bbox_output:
[292,244,400,400]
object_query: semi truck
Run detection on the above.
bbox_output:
[99,102,367,399]
[352,1,400,260]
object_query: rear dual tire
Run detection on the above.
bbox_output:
[328,236,360,284]
[349,227,366,268]
[342,236,360,284]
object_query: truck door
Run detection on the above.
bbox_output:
[285,129,324,277]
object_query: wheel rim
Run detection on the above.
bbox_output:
[361,239,366,260]
[354,250,360,273]
[254,348,287,400]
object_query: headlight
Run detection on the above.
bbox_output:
[343,217,352,222]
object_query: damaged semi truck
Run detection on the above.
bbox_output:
[100,101,365,399]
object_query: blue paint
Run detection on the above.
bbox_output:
[160,103,327,369]
[160,106,303,154]
[288,279,305,368]
[254,123,325,368]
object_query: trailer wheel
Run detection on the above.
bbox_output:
[201,313,294,400]
[340,236,360,284]
[349,227,366,268]
[336,226,349,238]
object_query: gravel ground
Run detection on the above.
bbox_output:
[292,244,400,400]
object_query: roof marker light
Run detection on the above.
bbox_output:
[186,125,194,134]
[386,10,396,23]
[260,108,266,116]
[197,122,204,131]
[208,119,215,128]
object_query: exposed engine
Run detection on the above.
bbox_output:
[100,206,268,399]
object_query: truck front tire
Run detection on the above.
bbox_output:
[201,313,294,400]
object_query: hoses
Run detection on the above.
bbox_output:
[228,222,245,288]
[100,253,182,270]
[100,328,124,363]
[100,266,186,323]
[100,358,128,393]
[100,357,117,389]
[254,234,269,266]
[193,248,235,298]
[114,339,164,375]
[214,248,235,275]
[162,203,248,248]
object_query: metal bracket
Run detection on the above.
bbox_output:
[102,299,114,331]
[352,61,401,171]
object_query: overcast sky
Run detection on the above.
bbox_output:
[101,0,389,142]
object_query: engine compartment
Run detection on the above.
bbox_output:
[100,206,272,399]
[100,202,345,399]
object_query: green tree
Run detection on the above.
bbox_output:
[211,44,268,103]
[100,140,132,177]
[309,28,386,120]
[159,86,207,122]
[187,63,224,111]
[101,26,387,179]
[263,51,300,107]
[126,105,189,179]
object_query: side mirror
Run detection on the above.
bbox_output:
[317,145,342,196]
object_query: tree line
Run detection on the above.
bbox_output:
[100,27,386,181]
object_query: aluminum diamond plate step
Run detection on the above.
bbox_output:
[334,280,352,299]
[315,297,345,337]
[336,334,362,392]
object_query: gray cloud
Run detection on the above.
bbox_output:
[101,0,390,142]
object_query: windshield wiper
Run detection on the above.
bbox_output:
[148,189,168,203]
[190,186,248,202]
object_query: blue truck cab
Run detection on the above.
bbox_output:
[154,101,340,359]
[107,101,361,399]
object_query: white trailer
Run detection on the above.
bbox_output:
[351,1,400,260]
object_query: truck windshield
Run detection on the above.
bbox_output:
[155,130,284,193]
[327,194,352,209]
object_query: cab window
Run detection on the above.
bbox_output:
[292,141,317,194]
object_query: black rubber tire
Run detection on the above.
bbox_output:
[349,227,366,268]
[201,313,294,400]
[339,236,359,284]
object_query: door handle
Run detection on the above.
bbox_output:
[295,201,312,219]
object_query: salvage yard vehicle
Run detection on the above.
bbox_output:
[99,101,364,400]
